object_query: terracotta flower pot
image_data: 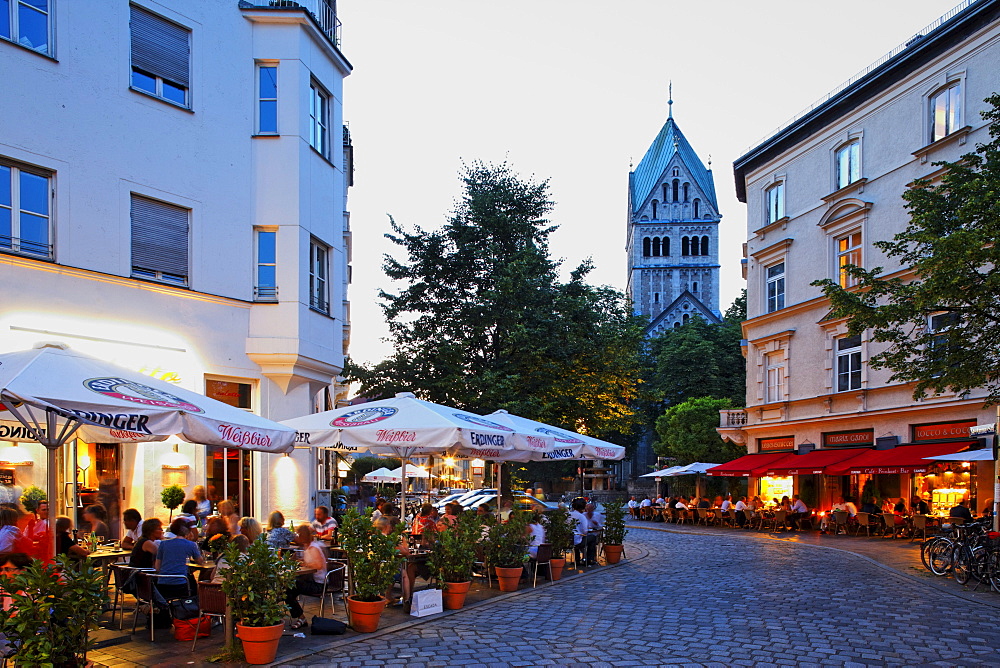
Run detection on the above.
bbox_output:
[494,566,522,592]
[347,595,388,633]
[442,581,471,609]
[549,557,565,581]
[236,622,284,665]
[604,544,624,564]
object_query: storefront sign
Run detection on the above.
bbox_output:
[759,437,795,452]
[0,469,13,486]
[912,420,976,442]
[823,430,874,448]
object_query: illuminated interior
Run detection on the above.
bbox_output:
[759,475,793,502]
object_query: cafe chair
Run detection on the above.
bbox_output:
[472,545,492,587]
[719,509,735,528]
[883,514,904,539]
[853,512,875,537]
[796,512,814,531]
[110,565,154,630]
[131,572,191,642]
[696,508,710,526]
[530,543,554,587]
[299,562,347,618]
[910,515,930,542]
[831,511,849,535]
[192,581,226,652]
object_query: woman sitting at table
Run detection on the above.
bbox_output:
[201,517,229,553]
[375,516,412,607]
[82,504,111,542]
[177,500,199,529]
[129,518,163,569]
[526,511,545,559]
[413,504,437,536]
[211,534,249,584]
[155,518,204,600]
[238,517,262,544]
[0,508,26,555]
[55,516,89,560]
[216,500,240,537]
[265,511,296,549]
[436,502,460,531]
[285,525,328,630]
[192,485,212,521]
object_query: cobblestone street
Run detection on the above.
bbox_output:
[281,525,1000,667]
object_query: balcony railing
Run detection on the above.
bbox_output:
[719,409,747,428]
[240,0,342,49]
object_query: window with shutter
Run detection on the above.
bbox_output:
[130,194,189,285]
[130,5,190,107]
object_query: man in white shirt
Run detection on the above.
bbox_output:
[788,495,809,530]
[120,508,142,550]
[569,498,597,567]
[639,497,652,520]
[844,497,859,517]
[734,496,748,527]
[626,496,639,519]
[720,496,732,512]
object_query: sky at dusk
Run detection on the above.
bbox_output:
[337,0,959,366]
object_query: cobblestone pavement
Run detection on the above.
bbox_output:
[281,526,1000,667]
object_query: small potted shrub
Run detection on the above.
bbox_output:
[602,501,628,564]
[19,485,46,514]
[0,555,107,667]
[339,508,405,632]
[543,507,575,581]
[428,512,478,609]
[161,484,185,521]
[219,537,299,664]
[485,510,530,592]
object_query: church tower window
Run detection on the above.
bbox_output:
[672,168,679,177]
[651,200,658,219]
[661,237,670,256]
[693,199,700,218]
[662,184,669,202]
[653,292,660,303]
[672,179,679,202]
[652,237,661,257]
[681,236,689,256]
[701,235,709,255]
[692,281,698,293]
[642,237,651,257]
[683,183,689,202]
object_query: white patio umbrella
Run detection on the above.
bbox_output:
[485,410,626,461]
[640,466,685,478]
[281,392,552,519]
[0,343,296,559]
[663,462,720,476]
[924,448,995,462]
[361,467,398,483]
[386,465,429,479]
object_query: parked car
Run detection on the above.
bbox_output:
[465,491,557,511]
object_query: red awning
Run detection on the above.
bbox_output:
[705,452,791,477]
[752,447,871,477]
[825,441,975,476]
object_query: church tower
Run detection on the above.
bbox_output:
[626,94,721,336]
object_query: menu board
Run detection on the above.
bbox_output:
[0,469,14,486]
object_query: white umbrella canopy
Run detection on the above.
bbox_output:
[663,462,720,476]
[924,448,995,462]
[640,466,685,478]
[485,409,626,461]
[386,465,429,479]
[0,343,296,560]
[362,467,399,483]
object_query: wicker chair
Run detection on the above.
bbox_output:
[192,581,226,652]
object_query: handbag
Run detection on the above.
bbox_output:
[168,597,200,621]
[172,616,211,641]
[310,616,348,635]
[410,588,443,618]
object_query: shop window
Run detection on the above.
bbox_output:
[836,334,862,392]
[205,447,252,517]
[765,261,785,312]
[837,230,862,288]
[205,379,252,410]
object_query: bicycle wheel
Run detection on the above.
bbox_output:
[928,540,954,576]
[922,538,946,572]
[986,550,1000,593]
[954,547,976,585]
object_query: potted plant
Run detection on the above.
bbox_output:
[161,484,185,521]
[602,501,628,564]
[219,536,299,664]
[543,507,574,581]
[485,510,530,592]
[339,508,405,632]
[19,485,46,514]
[0,555,107,667]
[428,512,478,609]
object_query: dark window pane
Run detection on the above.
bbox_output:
[20,0,47,10]
[838,335,861,350]
[259,100,277,133]
[19,171,47,214]
[0,166,10,206]
[257,231,275,263]
[162,81,186,105]
[259,66,277,98]
[17,3,47,52]
[0,0,11,40]
[19,212,48,252]
[0,208,11,244]
[131,69,156,93]
[258,265,275,288]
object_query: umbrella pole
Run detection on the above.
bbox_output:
[400,459,407,527]
[47,445,57,562]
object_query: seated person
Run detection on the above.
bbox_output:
[82,504,111,541]
[265,511,296,549]
[788,495,809,529]
[285,525,329,629]
[55,516,89,560]
[526,511,546,559]
[436,503,460,531]
[910,496,930,515]
[155,518,204,600]
[0,508,25,555]
[311,506,338,540]
[238,516,262,544]
[949,499,974,522]
[211,534,250,584]
[129,518,163,570]
[0,552,31,657]
[121,508,143,551]
[697,497,710,509]
[200,517,230,555]
[861,498,880,515]
[376,517,411,606]
[176,500,199,529]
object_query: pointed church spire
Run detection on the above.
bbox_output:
[668,81,673,119]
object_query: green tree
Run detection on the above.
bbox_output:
[814,95,1000,404]
[654,396,745,464]
[647,290,746,407]
[346,160,647,442]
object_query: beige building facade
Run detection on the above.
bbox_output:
[719,0,1000,512]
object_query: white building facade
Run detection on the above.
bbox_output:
[0,0,352,530]
[719,0,1000,511]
